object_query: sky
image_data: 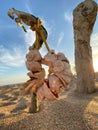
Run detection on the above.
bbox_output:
[0,0,98,85]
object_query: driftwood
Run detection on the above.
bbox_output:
[8,8,50,51]
[8,8,72,112]
[73,0,97,93]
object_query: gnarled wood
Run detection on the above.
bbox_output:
[73,0,97,93]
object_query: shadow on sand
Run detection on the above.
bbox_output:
[0,82,98,130]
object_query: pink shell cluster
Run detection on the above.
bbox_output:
[22,49,72,102]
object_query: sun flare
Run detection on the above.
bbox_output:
[93,58,98,72]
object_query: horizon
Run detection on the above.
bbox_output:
[0,0,98,85]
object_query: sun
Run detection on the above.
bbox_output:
[93,58,98,72]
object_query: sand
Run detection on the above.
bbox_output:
[0,82,98,130]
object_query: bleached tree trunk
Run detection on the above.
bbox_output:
[73,0,97,93]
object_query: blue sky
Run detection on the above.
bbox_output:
[0,0,98,85]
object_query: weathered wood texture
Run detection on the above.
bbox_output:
[73,0,97,93]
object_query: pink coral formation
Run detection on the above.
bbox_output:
[22,49,72,102]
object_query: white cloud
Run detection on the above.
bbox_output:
[57,32,64,47]
[24,1,32,13]
[64,12,73,24]
[24,29,35,46]
[91,33,98,46]
[91,33,98,56]
[0,66,9,69]
[0,45,25,67]
[91,33,98,71]
[0,66,10,74]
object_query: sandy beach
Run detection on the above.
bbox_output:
[0,82,98,130]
